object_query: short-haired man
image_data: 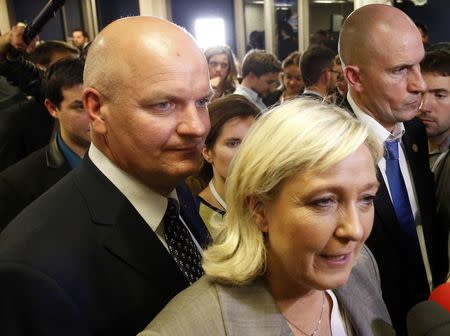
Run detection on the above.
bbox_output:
[339,4,448,334]
[300,45,337,100]
[418,50,450,247]
[0,16,211,335]
[0,57,90,230]
[71,28,89,49]
[0,27,79,169]
[235,49,281,111]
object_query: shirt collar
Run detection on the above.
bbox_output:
[238,85,263,103]
[303,89,324,99]
[88,144,178,231]
[347,92,405,144]
[56,132,82,169]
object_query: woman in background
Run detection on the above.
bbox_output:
[140,98,393,336]
[264,51,304,107]
[196,94,259,238]
[204,45,238,101]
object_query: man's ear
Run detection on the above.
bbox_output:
[44,98,59,119]
[321,69,331,87]
[344,65,363,92]
[83,87,107,134]
[245,195,269,233]
[202,147,214,164]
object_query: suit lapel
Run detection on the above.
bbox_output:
[176,183,211,248]
[73,157,189,287]
[373,168,402,238]
[217,278,292,336]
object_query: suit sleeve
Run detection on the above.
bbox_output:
[0,262,90,335]
[0,176,19,232]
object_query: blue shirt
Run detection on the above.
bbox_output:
[56,132,82,169]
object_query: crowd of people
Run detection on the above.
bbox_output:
[0,3,448,336]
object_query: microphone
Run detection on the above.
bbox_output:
[429,282,450,312]
[407,301,450,336]
[23,0,66,44]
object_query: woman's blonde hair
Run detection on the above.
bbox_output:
[202,98,383,284]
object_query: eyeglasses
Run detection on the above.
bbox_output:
[209,61,229,69]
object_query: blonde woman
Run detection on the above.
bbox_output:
[140,98,394,336]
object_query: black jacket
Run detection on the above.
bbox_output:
[0,156,209,335]
[0,136,70,231]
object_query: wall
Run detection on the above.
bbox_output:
[309,3,353,35]
[244,3,264,43]
[170,0,236,52]
[12,0,65,40]
[95,0,140,30]
[0,0,11,34]
[395,0,449,44]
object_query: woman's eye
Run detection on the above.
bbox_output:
[226,139,241,148]
[311,197,335,208]
[361,194,376,205]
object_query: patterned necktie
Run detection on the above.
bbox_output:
[163,198,204,284]
[384,140,418,242]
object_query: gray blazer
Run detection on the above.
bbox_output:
[139,245,394,336]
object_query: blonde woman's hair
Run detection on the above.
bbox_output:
[202,98,383,284]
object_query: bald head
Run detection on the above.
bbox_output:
[84,16,205,99]
[82,16,211,194]
[339,5,420,67]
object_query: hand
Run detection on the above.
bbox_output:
[9,23,38,53]
[210,76,221,89]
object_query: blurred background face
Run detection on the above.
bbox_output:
[282,64,304,97]
[262,145,378,292]
[419,72,450,140]
[57,85,91,148]
[335,64,347,95]
[252,72,279,98]
[208,53,229,84]
[72,31,87,48]
[204,116,255,182]
[327,63,340,93]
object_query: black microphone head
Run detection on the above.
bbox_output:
[22,0,66,44]
[407,301,450,336]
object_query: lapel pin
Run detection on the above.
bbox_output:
[412,144,418,152]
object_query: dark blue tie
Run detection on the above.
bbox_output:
[384,140,418,240]
[163,198,204,284]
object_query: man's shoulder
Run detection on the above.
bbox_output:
[0,146,49,183]
[403,118,429,146]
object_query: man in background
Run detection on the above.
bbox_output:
[234,49,281,111]
[0,57,89,230]
[300,45,337,100]
[71,28,89,50]
[418,49,450,255]
[339,4,448,334]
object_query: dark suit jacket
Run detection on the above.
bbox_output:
[346,98,448,335]
[0,57,54,170]
[0,155,209,335]
[0,93,54,170]
[0,136,70,231]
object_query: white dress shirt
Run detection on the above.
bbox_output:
[88,144,202,252]
[234,84,267,111]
